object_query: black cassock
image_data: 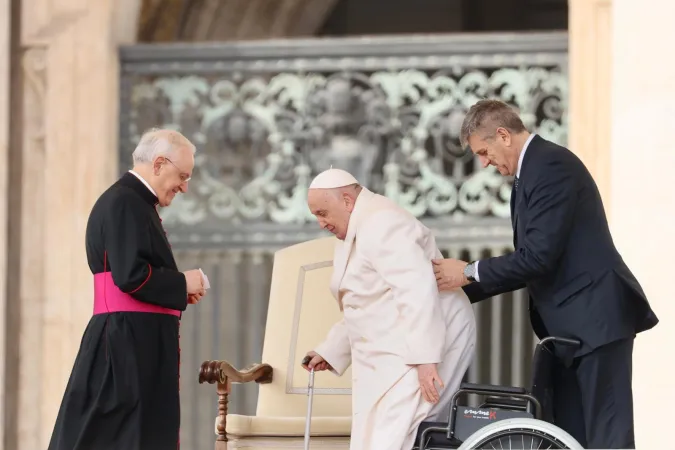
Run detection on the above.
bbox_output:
[48,172,188,450]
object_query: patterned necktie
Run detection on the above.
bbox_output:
[514,176,519,190]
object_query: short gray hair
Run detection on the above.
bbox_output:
[132,128,196,165]
[459,99,527,150]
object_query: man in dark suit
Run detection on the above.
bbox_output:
[432,99,658,449]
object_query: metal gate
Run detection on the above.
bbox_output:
[118,31,568,449]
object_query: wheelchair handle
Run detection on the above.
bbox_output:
[540,336,581,347]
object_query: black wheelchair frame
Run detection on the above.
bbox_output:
[415,336,582,449]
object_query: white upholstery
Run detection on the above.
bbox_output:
[221,237,352,449]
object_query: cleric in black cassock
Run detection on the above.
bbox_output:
[48,129,207,450]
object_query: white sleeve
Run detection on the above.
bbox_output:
[314,318,352,376]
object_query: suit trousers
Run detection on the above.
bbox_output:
[551,338,635,449]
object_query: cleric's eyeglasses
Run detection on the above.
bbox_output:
[165,158,191,183]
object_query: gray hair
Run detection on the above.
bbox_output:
[459,99,527,150]
[132,128,196,165]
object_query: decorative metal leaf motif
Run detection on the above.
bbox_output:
[124,65,567,227]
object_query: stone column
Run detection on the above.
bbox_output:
[15,0,140,448]
[610,0,675,447]
[570,0,675,444]
[0,0,10,447]
[567,0,613,210]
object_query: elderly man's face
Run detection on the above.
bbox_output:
[307,189,355,240]
[153,146,194,207]
[468,128,518,176]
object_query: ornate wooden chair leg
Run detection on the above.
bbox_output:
[199,359,273,449]
[216,377,231,443]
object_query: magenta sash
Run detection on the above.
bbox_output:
[93,271,181,317]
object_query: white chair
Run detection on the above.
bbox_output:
[199,237,352,449]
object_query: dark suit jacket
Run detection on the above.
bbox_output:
[463,135,658,361]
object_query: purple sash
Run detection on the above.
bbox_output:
[93,271,181,317]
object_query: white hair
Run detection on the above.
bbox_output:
[132,128,196,165]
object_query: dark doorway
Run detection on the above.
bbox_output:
[318,0,567,36]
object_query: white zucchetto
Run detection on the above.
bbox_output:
[309,168,359,189]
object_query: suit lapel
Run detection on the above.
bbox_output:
[328,189,373,306]
[512,188,522,247]
[510,183,517,229]
[510,135,540,247]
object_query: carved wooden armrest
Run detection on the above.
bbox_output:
[199,360,273,442]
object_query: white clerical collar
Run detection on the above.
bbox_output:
[516,133,536,178]
[128,170,157,197]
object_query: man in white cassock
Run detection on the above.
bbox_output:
[302,168,477,450]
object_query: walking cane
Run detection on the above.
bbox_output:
[301,356,316,450]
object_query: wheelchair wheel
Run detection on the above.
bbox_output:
[457,418,583,449]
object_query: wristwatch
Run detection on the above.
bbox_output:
[463,261,477,283]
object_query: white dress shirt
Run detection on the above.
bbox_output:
[474,133,536,282]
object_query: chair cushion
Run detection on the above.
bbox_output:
[225,436,350,450]
[220,414,352,437]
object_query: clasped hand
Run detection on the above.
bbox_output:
[432,258,469,291]
[184,269,206,304]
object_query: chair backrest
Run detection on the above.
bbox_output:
[255,236,352,418]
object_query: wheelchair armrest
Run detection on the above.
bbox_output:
[482,397,530,412]
[460,382,527,396]
[540,336,581,347]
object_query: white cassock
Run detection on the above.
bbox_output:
[314,188,477,450]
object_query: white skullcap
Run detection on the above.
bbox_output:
[309,168,359,189]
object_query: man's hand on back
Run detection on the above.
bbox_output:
[417,363,444,403]
[432,258,469,291]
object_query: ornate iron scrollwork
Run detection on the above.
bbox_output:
[120,35,568,232]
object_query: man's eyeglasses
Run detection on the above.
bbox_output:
[165,158,191,183]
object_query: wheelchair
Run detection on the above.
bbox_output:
[414,336,585,449]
